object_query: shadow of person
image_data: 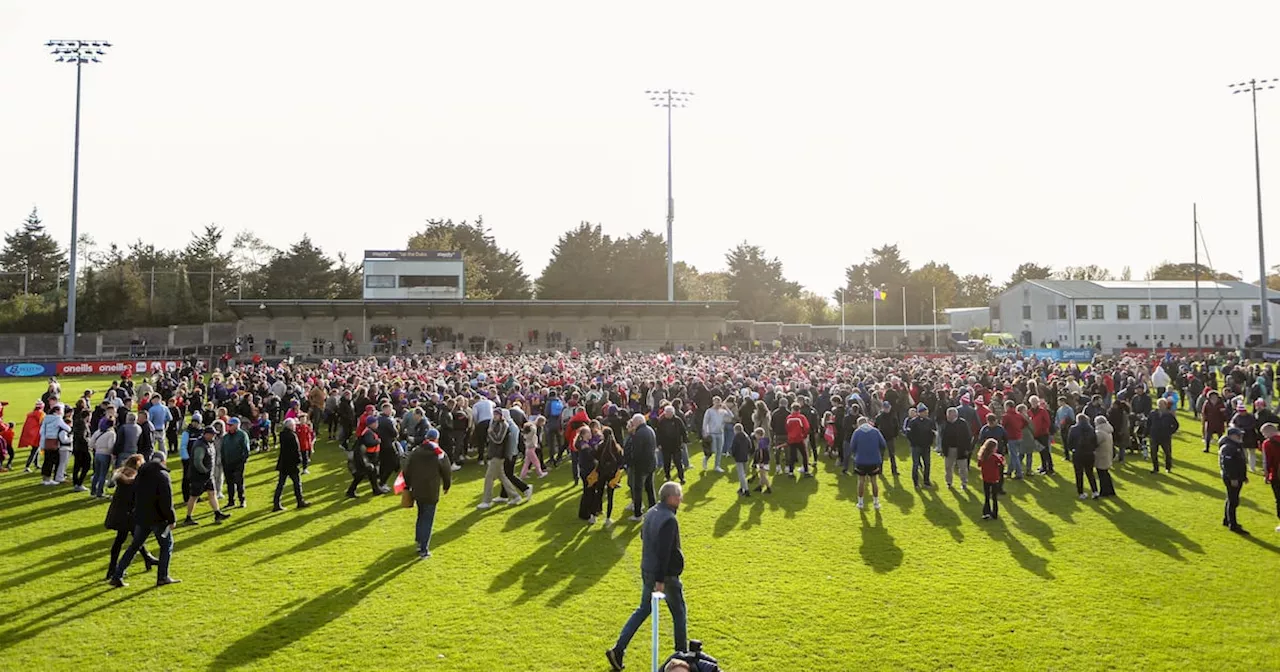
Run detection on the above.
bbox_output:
[882,475,915,514]
[1095,496,1204,561]
[858,509,902,573]
[774,470,818,519]
[920,487,964,542]
[975,515,1054,579]
[212,549,418,670]
[677,470,719,512]
[999,496,1056,552]
[713,496,743,538]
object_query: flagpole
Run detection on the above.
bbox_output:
[932,286,938,352]
[902,286,908,343]
[872,291,878,350]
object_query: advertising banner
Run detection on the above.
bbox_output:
[55,360,181,376]
[0,362,56,378]
[988,348,1018,359]
[1059,348,1095,361]
[1022,348,1059,360]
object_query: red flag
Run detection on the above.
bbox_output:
[393,472,407,494]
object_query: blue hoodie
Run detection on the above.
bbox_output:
[848,423,886,466]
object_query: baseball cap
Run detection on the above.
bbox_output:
[916,403,927,411]
[426,428,440,440]
[191,412,203,423]
[202,426,217,435]
[228,417,240,425]
[1227,426,1244,437]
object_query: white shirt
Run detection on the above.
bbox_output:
[473,398,494,423]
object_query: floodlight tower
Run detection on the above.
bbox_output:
[646,89,693,302]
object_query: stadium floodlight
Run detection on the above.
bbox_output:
[1228,78,1277,347]
[47,39,111,357]
[646,89,695,302]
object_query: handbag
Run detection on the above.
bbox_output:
[400,490,414,508]
[586,468,600,487]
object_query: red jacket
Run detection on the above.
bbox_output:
[18,409,43,448]
[785,412,810,444]
[979,452,1005,484]
[1002,411,1027,440]
[1263,435,1280,483]
[297,423,315,452]
[1202,399,1228,434]
[1029,407,1052,438]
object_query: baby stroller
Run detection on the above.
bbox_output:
[249,417,273,452]
[1128,412,1149,458]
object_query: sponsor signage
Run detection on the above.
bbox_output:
[1022,348,1059,360]
[364,250,461,261]
[1059,348,1095,361]
[0,362,55,377]
[988,348,1018,359]
[988,347,1093,361]
[55,360,181,376]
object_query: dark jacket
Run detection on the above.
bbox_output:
[276,427,303,472]
[941,418,974,459]
[220,429,251,469]
[1146,411,1180,443]
[729,431,752,463]
[104,469,140,531]
[625,424,658,473]
[654,416,686,451]
[905,416,936,448]
[133,459,176,528]
[1219,437,1248,482]
[640,502,684,579]
[1067,422,1098,460]
[404,442,452,504]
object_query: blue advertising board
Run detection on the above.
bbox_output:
[988,348,1018,359]
[0,362,55,378]
[1059,348,1095,361]
[1022,348,1059,360]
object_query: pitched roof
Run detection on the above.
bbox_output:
[1018,279,1280,301]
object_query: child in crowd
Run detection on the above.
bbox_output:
[731,423,752,497]
[520,422,547,480]
[752,427,772,494]
[297,414,315,474]
[977,438,1004,520]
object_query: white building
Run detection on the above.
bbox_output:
[944,306,991,336]
[991,280,1280,350]
[362,250,465,300]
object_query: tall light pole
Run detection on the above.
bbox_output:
[646,89,693,302]
[47,39,111,357]
[1229,78,1275,347]
[836,288,846,345]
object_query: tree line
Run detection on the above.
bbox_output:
[0,208,1260,333]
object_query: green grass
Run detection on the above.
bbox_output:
[0,375,1278,671]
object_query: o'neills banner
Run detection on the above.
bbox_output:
[56,360,181,375]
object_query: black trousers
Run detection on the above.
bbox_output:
[1073,457,1097,495]
[108,528,155,576]
[982,481,999,517]
[224,464,246,505]
[378,448,399,485]
[662,448,685,482]
[503,456,529,494]
[787,442,810,473]
[274,470,304,506]
[347,458,380,495]
[41,449,58,479]
[72,450,92,487]
[1272,479,1280,520]
[1152,437,1172,472]
[631,472,656,514]
[1223,478,1243,527]
[180,458,191,502]
[1097,468,1115,496]
[472,420,491,455]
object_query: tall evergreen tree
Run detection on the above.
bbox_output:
[725,243,801,321]
[261,236,338,299]
[407,218,530,299]
[534,223,614,299]
[1,208,65,296]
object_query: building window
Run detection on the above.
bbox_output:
[1252,305,1262,324]
[1091,305,1104,320]
[1203,309,1209,316]
[1155,305,1168,320]
[1144,334,1149,340]
[398,275,460,289]
[1139,305,1152,320]
[1046,305,1056,320]
[1057,305,1067,320]
[1076,305,1088,320]
[364,275,396,288]
[1117,305,1130,320]
[1179,305,1192,320]
[1022,305,1031,319]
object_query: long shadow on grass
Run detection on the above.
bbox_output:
[679,469,721,513]
[2,521,105,556]
[211,549,418,670]
[920,487,964,542]
[773,470,817,519]
[0,581,155,650]
[858,509,902,572]
[1018,473,1077,524]
[713,497,742,538]
[999,496,1056,552]
[252,504,399,566]
[1094,496,1203,560]
[882,475,915,514]
[975,514,1054,579]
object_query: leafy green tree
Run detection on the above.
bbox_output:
[408,218,530,299]
[1,207,65,297]
[954,273,996,307]
[725,242,800,321]
[1055,265,1114,281]
[261,236,340,299]
[609,230,667,300]
[841,244,912,324]
[534,223,615,299]
[906,261,959,324]
[1005,262,1053,289]
[675,262,729,302]
[1145,262,1238,281]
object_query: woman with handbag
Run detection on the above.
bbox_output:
[576,426,603,524]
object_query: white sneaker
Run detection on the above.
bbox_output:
[510,496,524,505]
[604,518,613,527]
[476,501,493,510]
[538,472,548,478]
[622,502,633,513]
[1275,524,1280,533]
[73,485,87,492]
[523,486,534,498]
[856,498,864,510]
[451,464,462,472]
[714,466,725,473]
[302,469,310,475]
[628,515,643,522]
[1078,493,1089,500]
[587,515,597,524]
[1091,491,1100,499]
[40,480,53,486]
[53,479,65,485]
[873,498,881,510]
[493,496,509,503]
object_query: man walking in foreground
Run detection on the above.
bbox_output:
[111,452,180,588]
[606,481,687,671]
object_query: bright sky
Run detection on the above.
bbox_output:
[3,1,1280,297]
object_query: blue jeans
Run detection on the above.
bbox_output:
[910,444,931,485]
[1006,439,1025,478]
[613,573,687,657]
[114,522,173,581]
[91,454,111,496]
[415,501,437,552]
[707,432,724,468]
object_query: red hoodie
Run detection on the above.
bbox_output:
[1263,435,1280,483]
[785,412,810,444]
[1029,406,1052,439]
[1002,410,1027,441]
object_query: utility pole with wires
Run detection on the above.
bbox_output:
[1229,77,1275,347]
[47,38,111,357]
[646,89,694,302]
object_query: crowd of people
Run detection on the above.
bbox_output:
[2,347,1279,665]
